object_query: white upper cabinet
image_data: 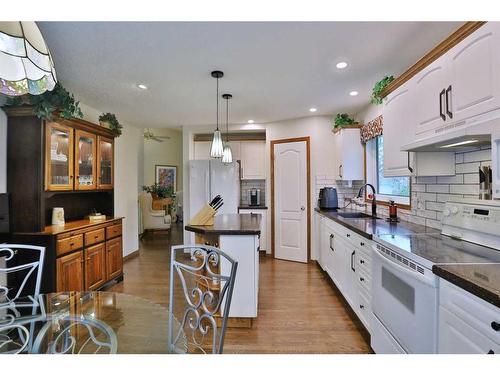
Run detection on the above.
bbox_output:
[241,141,266,180]
[383,81,415,177]
[414,54,449,137]
[384,77,455,177]
[448,22,500,123]
[412,22,500,141]
[193,141,211,160]
[333,128,364,181]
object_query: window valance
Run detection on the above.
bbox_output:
[360,114,383,143]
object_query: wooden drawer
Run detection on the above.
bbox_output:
[56,234,84,256]
[85,228,105,246]
[106,224,122,239]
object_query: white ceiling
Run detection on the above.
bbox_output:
[38,22,462,128]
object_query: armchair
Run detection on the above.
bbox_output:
[138,193,171,236]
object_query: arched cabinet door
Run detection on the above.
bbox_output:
[75,130,97,190]
[45,122,74,191]
[97,136,114,189]
[447,22,500,123]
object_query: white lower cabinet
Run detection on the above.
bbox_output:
[318,214,372,333]
[238,208,268,252]
[438,279,500,354]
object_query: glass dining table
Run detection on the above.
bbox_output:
[0,292,187,354]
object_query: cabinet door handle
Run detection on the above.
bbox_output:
[445,85,453,119]
[346,233,350,238]
[360,259,365,264]
[360,242,365,246]
[329,233,334,251]
[491,321,500,331]
[350,250,356,272]
[359,277,365,282]
[407,152,414,174]
[359,304,365,310]
[439,88,446,121]
[339,165,343,179]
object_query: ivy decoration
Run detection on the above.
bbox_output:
[333,113,359,129]
[4,82,84,120]
[371,75,395,105]
[99,112,123,136]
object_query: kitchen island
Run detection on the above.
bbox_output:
[185,213,261,327]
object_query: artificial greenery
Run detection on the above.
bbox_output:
[142,184,174,199]
[4,82,83,120]
[371,75,395,105]
[99,112,122,136]
[333,113,359,129]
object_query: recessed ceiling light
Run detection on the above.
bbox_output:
[309,107,317,113]
[137,84,148,90]
[336,61,348,69]
[247,120,255,124]
[349,91,359,96]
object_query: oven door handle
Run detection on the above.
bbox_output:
[372,248,436,288]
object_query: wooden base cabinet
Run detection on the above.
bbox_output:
[85,243,107,290]
[56,251,84,292]
[106,237,123,281]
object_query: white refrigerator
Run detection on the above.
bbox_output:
[187,159,240,242]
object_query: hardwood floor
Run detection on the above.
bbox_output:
[109,223,372,353]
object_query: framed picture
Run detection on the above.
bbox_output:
[155,165,177,191]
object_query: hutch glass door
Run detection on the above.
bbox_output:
[97,137,113,189]
[45,122,74,191]
[75,130,97,190]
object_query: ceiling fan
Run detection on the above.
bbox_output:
[143,129,170,143]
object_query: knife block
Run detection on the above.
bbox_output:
[189,204,216,226]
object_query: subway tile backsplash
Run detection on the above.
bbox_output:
[240,179,266,206]
[316,147,492,231]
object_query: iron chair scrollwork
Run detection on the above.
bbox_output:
[0,244,45,308]
[168,245,238,354]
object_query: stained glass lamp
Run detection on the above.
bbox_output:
[0,22,57,96]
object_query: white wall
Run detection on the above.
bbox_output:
[182,116,338,245]
[143,128,183,190]
[80,103,142,257]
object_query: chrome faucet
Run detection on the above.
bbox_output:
[356,183,377,217]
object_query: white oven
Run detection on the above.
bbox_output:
[371,243,439,354]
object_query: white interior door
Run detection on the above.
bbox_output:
[273,140,308,263]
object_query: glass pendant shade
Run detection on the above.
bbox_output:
[210,130,224,158]
[0,22,57,96]
[222,144,233,164]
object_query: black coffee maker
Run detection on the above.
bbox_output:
[318,188,339,210]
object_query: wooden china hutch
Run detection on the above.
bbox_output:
[4,106,124,294]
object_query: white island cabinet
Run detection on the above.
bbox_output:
[185,213,261,328]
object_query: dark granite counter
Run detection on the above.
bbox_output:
[433,263,500,308]
[315,208,439,239]
[185,213,261,235]
[238,205,268,210]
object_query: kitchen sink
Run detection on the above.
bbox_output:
[338,212,379,219]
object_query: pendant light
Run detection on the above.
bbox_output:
[0,22,57,96]
[221,93,233,164]
[210,70,224,158]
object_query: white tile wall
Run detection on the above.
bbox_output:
[240,179,266,206]
[319,147,492,231]
[391,147,491,230]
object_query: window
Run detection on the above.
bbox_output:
[366,135,411,206]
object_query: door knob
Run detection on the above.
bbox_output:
[300,206,305,211]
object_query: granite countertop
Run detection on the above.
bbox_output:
[315,208,438,239]
[433,263,500,308]
[238,205,268,210]
[185,213,261,235]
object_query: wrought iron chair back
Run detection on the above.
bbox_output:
[0,244,45,308]
[168,244,238,354]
